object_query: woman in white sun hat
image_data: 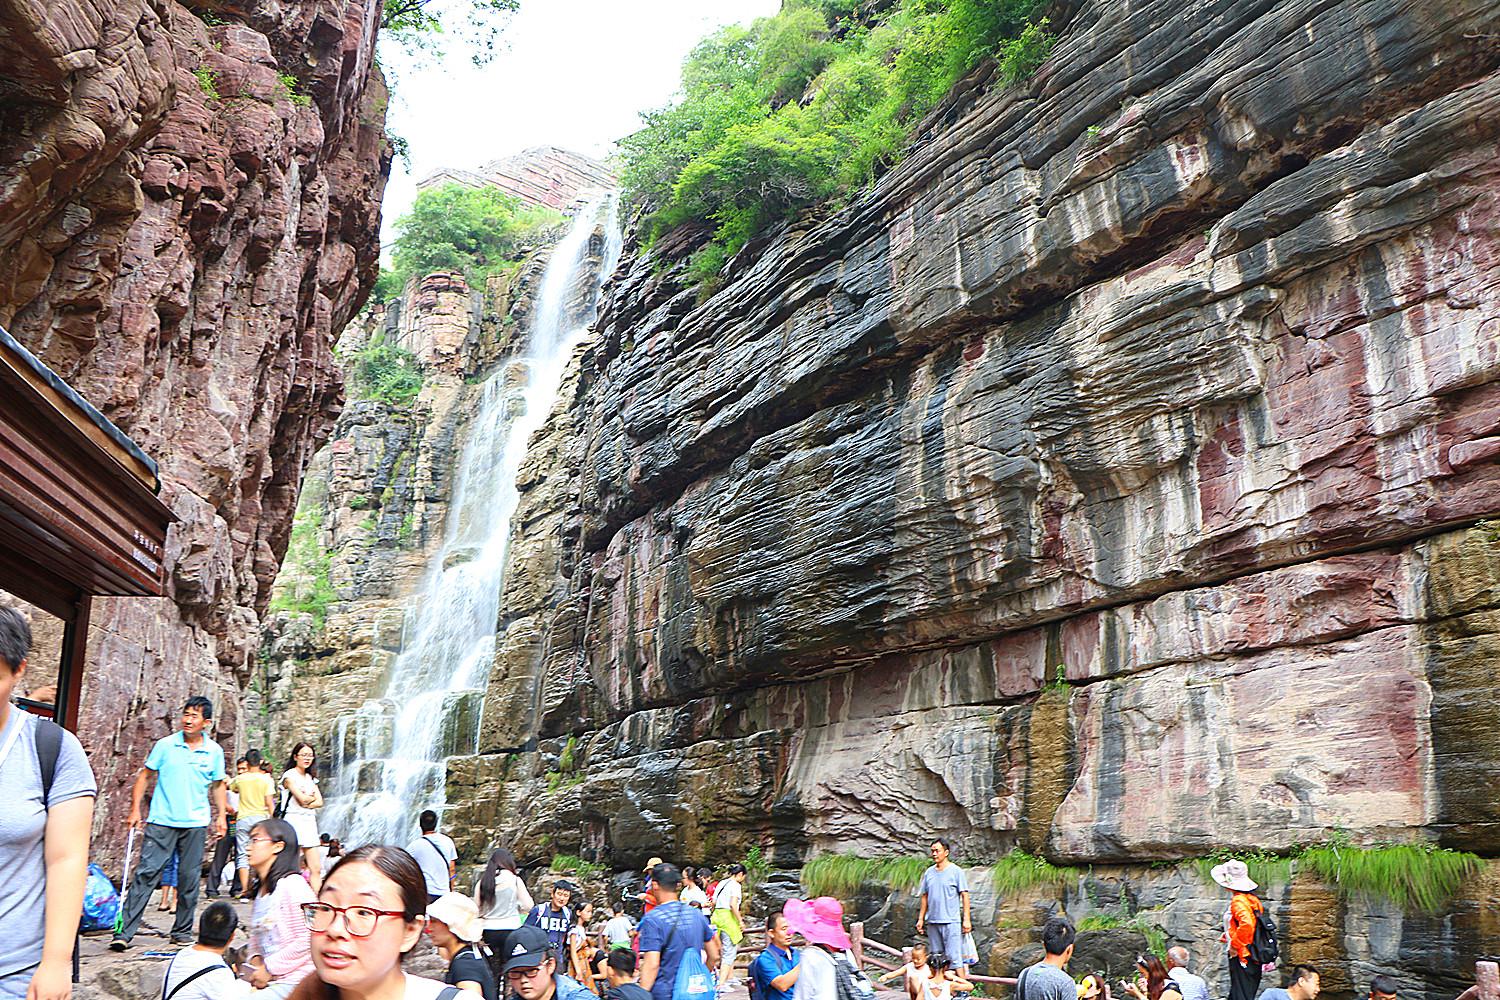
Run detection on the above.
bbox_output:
[1212,859,1263,1000]
[427,892,498,1000]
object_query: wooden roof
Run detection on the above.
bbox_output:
[0,325,174,617]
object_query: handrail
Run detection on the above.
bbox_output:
[709,915,1016,987]
[850,922,1017,987]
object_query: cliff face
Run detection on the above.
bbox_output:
[452,0,1500,994]
[0,0,389,853]
[259,259,557,758]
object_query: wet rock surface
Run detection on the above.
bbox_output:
[0,0,390,861]
[451,1,1500,997]
[257,1,1500,997]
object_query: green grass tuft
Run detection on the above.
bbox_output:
[1078,911,1166,957]
[1192,850,1296,889]
[989,850,1076,894]
[1191,836,1482,912]
[1300,837,1482,912]
[550,854,605,879]
[803,853,929,897]
[194,66,220,101]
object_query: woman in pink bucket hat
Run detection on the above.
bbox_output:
[783,897,857,1000]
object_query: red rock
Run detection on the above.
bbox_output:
[0,0,389,862]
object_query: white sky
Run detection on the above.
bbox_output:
[378,0,781,251]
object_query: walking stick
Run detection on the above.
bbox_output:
[113,827,137,936]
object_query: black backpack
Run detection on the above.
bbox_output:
[35,718,64,802]
[1248,905,1279,966]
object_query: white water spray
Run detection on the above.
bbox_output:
[321,193,622,846]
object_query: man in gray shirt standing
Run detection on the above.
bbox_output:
[1017,918,1078,1000]
[916,838,971,973]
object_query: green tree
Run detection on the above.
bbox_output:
[382,0,519,64]
[381,183,561,302]
[619,0,1054,279]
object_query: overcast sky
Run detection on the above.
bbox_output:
[378,0,780,251]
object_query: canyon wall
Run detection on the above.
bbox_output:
[258,258,559,758]
[257,0,1500,996]
[0,0,389,856]
[460,0,1500,996]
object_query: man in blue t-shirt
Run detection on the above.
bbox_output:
[916,838,971,973]
[637,864,719,1000]
[749,911,799,1000]
[111,697,227,950]
[525,879,577,952]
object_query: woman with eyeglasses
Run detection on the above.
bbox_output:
[290,844,461,1000]
[1123,955,1182,1000]
[244,818,317,998]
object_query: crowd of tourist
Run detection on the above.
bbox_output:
[0,608,1423,1000]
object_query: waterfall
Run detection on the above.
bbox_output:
[320,192,623,847]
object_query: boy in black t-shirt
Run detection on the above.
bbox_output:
[604,949,654,1000]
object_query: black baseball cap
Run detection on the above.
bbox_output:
[501,925,554,974]
[651,863,682,889]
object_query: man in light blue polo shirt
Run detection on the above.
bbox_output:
[110,696,227,950]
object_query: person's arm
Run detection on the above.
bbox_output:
[879,966,910,985]
[126,766,153,829]
[771,961,802,992]
[950,974,974,993]
[1227,897,1255,962]
[211,780,227,840]
[639,952,661,991]
[454,956,486,996]
[916,888,928,934]
[284,774,318,808]
[705,932,722,969]
[29,796,93,1000]
[262,884,315,978]
[960,890,971,934]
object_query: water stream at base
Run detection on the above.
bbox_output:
[319,192,622,847]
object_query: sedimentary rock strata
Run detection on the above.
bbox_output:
[448,1,1500,994]
[254,0,1500,995]
[0,0,389,855]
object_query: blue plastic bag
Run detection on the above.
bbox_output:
[674,941,716,1000]
[81,863,120,931]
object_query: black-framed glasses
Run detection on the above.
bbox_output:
[301,902,407,937]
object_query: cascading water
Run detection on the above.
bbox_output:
[320,192,623,846]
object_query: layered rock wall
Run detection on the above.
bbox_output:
[260,256,559,758]
[450,1,1500,996]
[0,0,389,857]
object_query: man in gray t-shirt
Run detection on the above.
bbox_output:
[917,839,971,972]
[1017,917,1077,1000]
[0,608,98,1000]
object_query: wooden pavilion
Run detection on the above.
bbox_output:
[0,324,174,730]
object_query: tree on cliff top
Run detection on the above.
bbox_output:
[379,183,562,302]
[619,0,1052,285]
[382,0,519,65]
